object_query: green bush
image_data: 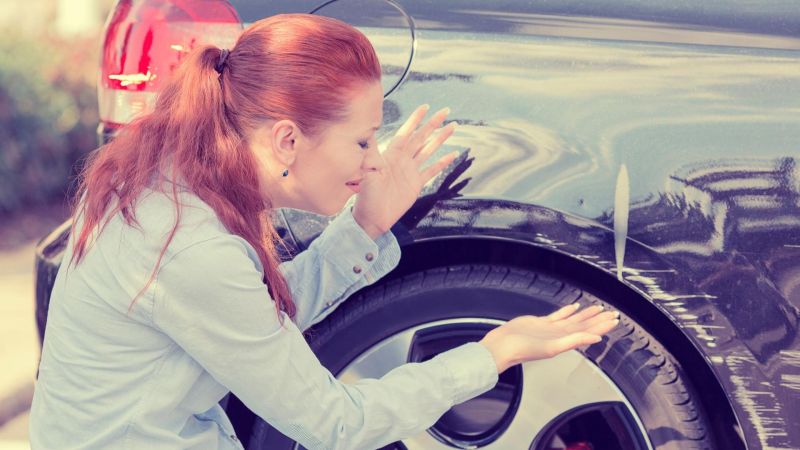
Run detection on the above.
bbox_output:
[0,32,99,216]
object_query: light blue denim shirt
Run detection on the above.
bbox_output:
[29,185,499,450]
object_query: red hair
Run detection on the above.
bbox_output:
[69,14,382,324]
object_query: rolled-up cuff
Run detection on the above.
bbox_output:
[434,341,500,406]
[366,230,400,284]
[320,208,382,283]
[318,208,401,294]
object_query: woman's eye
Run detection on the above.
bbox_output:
[358,141,370,150]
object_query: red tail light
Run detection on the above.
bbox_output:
[99,0,242,129]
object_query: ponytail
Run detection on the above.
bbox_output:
[71,14,382,326]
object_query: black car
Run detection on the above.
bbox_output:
[34,1,800,449]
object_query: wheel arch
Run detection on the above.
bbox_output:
[383,234,745,450]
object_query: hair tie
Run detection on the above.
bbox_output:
[215,49,230,74]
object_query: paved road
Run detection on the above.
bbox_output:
[0,411,29,448]
[0,241,40,445]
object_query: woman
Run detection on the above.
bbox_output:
[29,14,619,450]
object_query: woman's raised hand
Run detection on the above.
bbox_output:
[479,304,621,374]
[352,104,458,240]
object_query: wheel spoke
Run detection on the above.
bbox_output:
[336,320,648,450]
[338,328,416,382]
[487,350,630,448]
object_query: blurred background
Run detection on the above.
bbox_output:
[0,0,115,447]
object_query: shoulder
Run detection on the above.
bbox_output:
[161,232,264,279]
[121,187,263,274]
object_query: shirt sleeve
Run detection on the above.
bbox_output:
[278,207,401,332]
[151,235,499,450]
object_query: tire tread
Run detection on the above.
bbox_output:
[298,264,716,449]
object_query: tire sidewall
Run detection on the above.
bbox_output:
[250,265,712,450]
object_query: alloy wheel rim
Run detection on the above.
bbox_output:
[297,318,653,450]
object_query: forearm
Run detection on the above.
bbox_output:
[317,342,499,449]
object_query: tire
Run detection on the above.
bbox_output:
[248,265,716,450]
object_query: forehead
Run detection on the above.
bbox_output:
[343,82,383,126]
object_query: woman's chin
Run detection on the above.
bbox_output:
[284,193,351,217]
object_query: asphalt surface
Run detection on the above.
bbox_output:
[0,241,39,446]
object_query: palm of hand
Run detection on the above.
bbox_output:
[355,148,420,232]
[353,104,458,238]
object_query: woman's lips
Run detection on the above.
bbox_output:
[346,178,363,193]
[346,182,361,193]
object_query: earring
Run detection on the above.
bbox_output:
[282,169,289,177]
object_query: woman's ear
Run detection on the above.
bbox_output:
[270,119,299,166]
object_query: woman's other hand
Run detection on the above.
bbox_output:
[479,304,621,374]
[352,104,458,240]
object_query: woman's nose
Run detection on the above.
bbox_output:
[360,145,384,173]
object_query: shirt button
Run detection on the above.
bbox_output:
[230,434,238,441]
[326,301,333,307]
[353,265,362,274]
[365,252,374,262]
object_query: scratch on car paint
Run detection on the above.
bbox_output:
[779,350,800,392]
[662,301,683,306]
[727,355,790,449]
[622,273,716,301]
[782,374,800,391]
[589,258,728,350]
[624,275,717,302]
[609,266,723,347]
[621,269,676,273]
[682,323,726,333]
[781,350,800,367]
[779,350,800,365]
[614,164,630,281]
[533,233,565,248]
[681,323,726,347]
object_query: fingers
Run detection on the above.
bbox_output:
[552,305,620,335]
[585,316,620,336]
[409,108,451,157]
[548,332,603,356]
[564,311,619,334]
[394,104,453,158]
[420,151,459,185]
[414,121,457,163]
[563,304,605,324]
[395,104,431,143]
[569,310,618,327]
[546,303,581,321]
